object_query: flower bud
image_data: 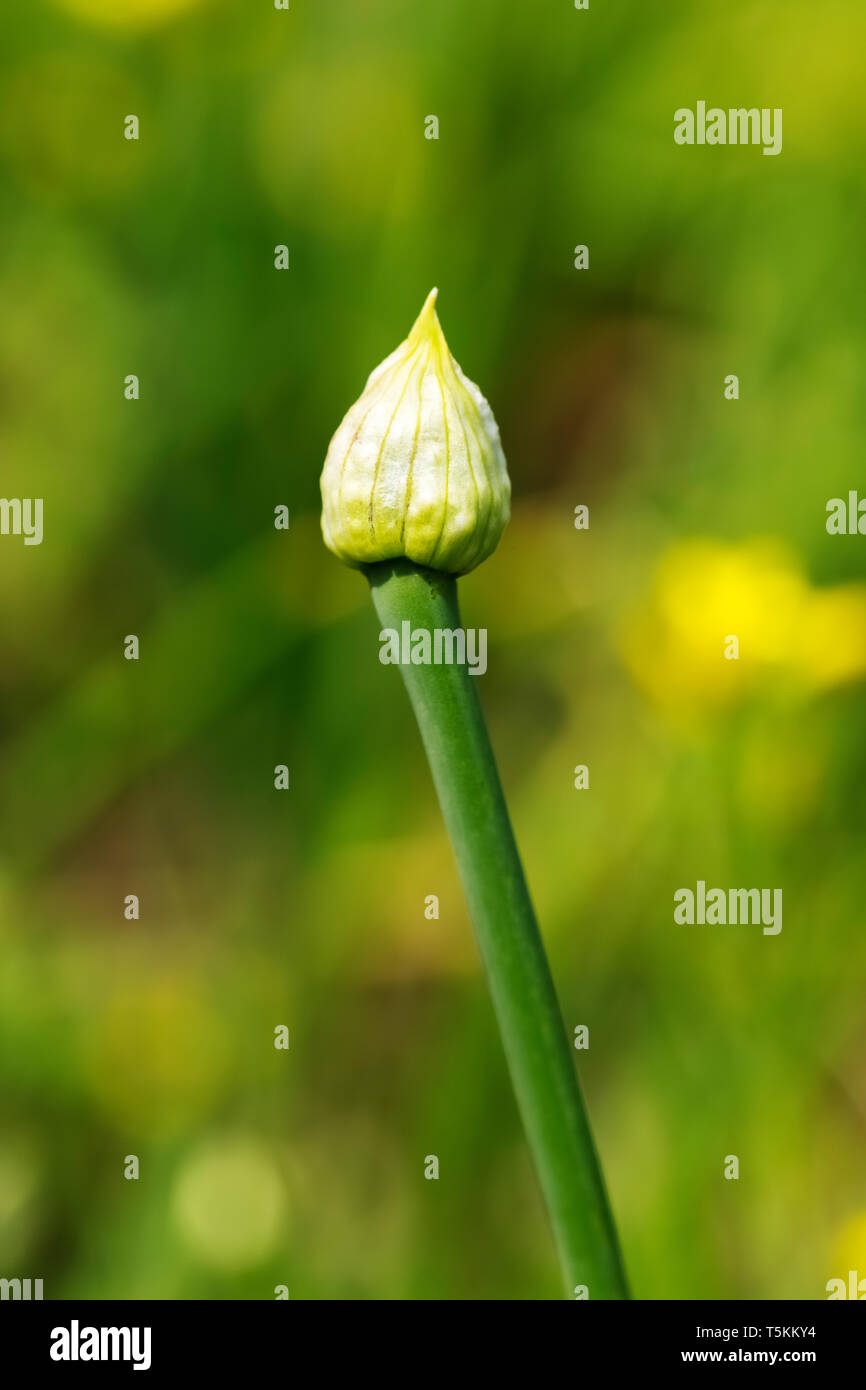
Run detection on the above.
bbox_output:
[320,288,510,575]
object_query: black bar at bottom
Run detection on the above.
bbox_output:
[0,1297,862,1375]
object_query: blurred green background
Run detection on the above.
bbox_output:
[1,0,865,1300]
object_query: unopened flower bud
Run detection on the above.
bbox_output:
[320,288,510,575]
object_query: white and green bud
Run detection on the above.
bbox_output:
[320,289,510,576]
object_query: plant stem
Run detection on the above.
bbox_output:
[366,558,629,1299]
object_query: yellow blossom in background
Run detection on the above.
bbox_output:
[52,0,205,32]
[795,586,866,691]
[618,538,866,719]
[829,1208,866,1289]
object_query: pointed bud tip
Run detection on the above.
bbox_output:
[408,287,442,347]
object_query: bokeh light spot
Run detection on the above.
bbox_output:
[172,1136,288,1270]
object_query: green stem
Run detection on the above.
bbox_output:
[366,558,629,1299]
